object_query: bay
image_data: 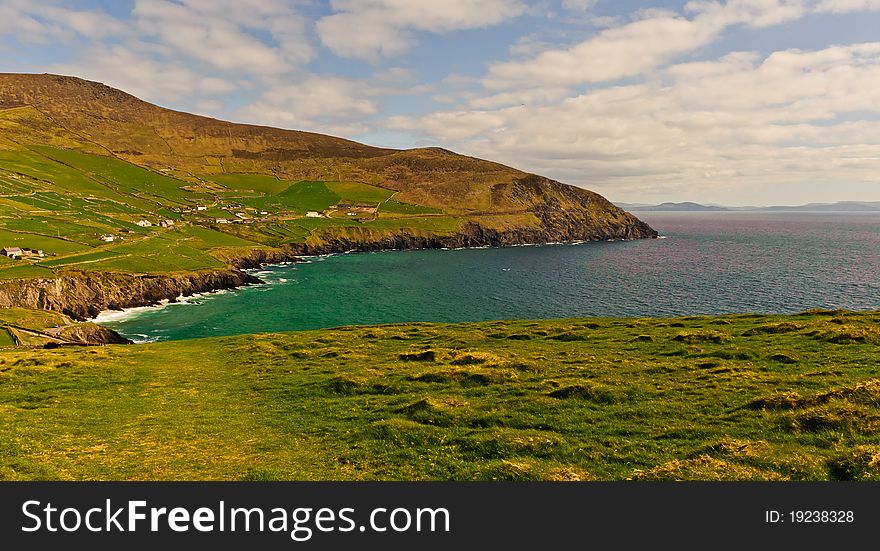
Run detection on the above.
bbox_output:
[100,212,880,342]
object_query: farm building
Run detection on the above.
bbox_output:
[100,234,115,242]
[160,219,175,228]
[136,219,152,227]
[215,218,230,224]
[305,211,323,218]
[2,247,44,259]
[196,206,208,211]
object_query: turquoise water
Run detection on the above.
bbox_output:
[100,212,880,342]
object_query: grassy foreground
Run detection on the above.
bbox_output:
[1,310,879,481]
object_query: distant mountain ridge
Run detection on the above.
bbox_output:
[616,200,880,212]
[616,202,727,212]
[750,201,880,212]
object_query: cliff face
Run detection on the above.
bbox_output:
[288,218,655,256]
[216,205,655,267]
[0,269,261,321]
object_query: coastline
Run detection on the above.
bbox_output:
[0,216,657,330]
[88,238,635,331]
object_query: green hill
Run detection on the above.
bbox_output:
[0,73,655,283]
[1,310,878,480]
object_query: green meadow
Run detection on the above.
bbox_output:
[0,142,462,278]
[1,310,879,481]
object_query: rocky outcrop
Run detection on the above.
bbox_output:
[51,322,133,345]
[0,269,261,321]
[217,248,306,270]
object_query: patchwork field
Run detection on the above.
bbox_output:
[1,310,878,481]
[0,139,466,278]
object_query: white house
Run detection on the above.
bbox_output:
[136,219,152,227]
[100,234,115,242]
[215,218,230,224]
[196,206,208,211]
[305,211,323,218]
[1,247,22,258]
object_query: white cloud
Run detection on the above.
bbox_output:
[389,43,880,200]
[132,0,314,75]
[467,86,572,109]
[562,0,599,11]
[815,0,880,12]
[484,14,719,88]
[0,0,127,43]
[53,44,238,103]
[238,75,380,136]
[316,0,528,61]
[685,0,810,28]
[386,109,513,141]
[484,0,817,90]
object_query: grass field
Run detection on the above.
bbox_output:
[199,173,293,195]
[31,146,205,205]
[275,181,341,212]
[379,200,443,215]
[1,310,878,481]
[0,307,69,329]
[326,181,395,205]
[0,328,15,347]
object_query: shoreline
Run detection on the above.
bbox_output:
[88,238,630,330]
[0,221,658,334]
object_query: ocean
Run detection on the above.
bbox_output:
[98,212,880,342]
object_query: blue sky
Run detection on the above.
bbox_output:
[2,0,880,205]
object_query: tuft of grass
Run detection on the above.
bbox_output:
[742,322,804,336]
[786,401,878,434]
[748,391,804,410]
[629,456,786,481]
[808,324,880,344]
[673,330,730,344]
[398,350,436,362]
[548,384,619,404]
[829,446,880,481]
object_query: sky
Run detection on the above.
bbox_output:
[2,0,880,206]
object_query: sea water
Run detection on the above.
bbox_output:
[99,212,880,342]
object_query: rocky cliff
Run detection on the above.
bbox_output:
[0,269,261,321]
[289,218,654,256]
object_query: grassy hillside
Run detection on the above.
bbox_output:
[0,138,464,278]
[0,73,653,282]
[1,310,879,481]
